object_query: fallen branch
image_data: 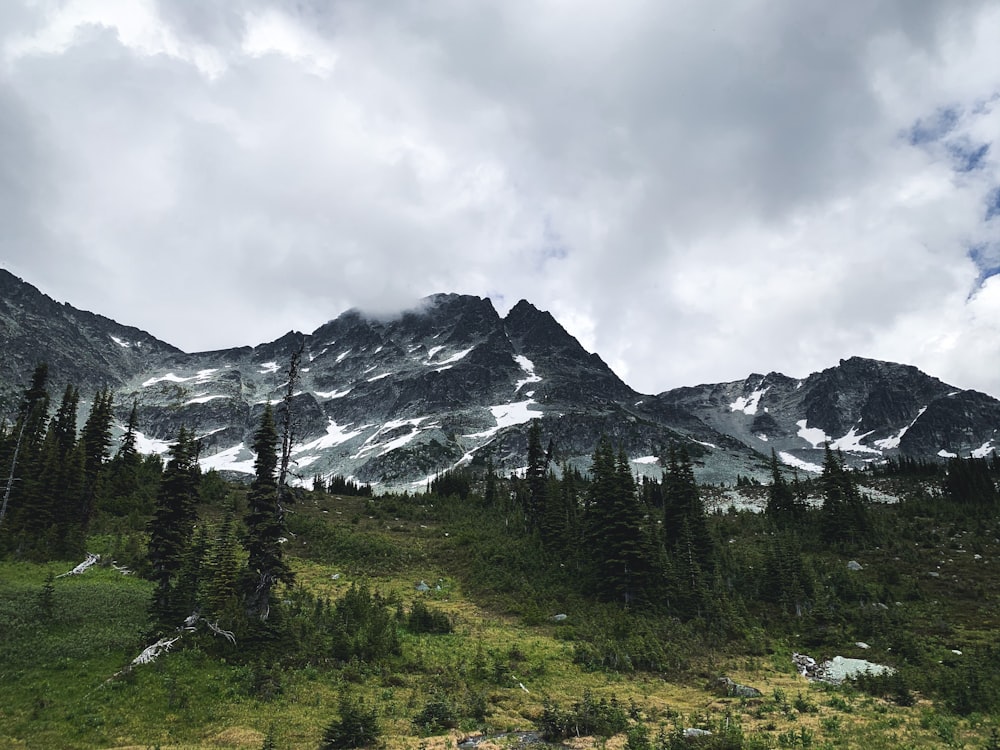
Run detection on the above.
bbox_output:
[57,553,100,578]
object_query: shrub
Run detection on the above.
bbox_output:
[407,599,453,634]
[320,694,379,749]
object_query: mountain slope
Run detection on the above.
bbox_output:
[653,356,1000,473]
[0,269,997,487]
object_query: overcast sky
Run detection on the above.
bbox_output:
[2,1,999,398]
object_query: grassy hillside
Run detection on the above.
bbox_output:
[3,480,1000,749]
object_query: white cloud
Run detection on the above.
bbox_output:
[2,1,999,397]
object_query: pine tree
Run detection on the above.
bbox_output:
[819,446,869,547]
[243,404,293,622]
[147,428,201,628]
[525,419,548,530]
[1,364,51,547]
[765,449,804,523]
[584,439,657,605]
[78,388,114,529]
[27,385,84,558]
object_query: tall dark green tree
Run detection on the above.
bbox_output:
[525,419,549,530]
[27,385,84,558]
[819,445,869,547]
[243,404,293,622]
[78,388,114,529]
[584,439,657,605]
[1,363,51,549]
[765,449,804,523]
[943,456,999,506]
[147,428,201,628]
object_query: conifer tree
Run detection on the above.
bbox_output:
[26,385,84,558]
[243,404,293,622]
[78,388,114,529]
[819,446,869,547]
[765,449,804,523]
[0,362,49,554]
[147,428,201,628]
[584,439,656,605]
[525,420,548,530]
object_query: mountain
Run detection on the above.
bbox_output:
[0,269,997,488]
[652,357,1000,473]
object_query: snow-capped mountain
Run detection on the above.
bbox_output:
[1,268,997,488]
[653,357,1000,473]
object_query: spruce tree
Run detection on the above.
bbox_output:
[0,363,51,546]
[525,419,548,530]
[147,428,201,628]
[765,449,804,523]
[819,446,869,547]
[243,404,293,622]
[584,439,656,605]
[78,388,114,529]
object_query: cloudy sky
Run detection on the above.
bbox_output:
[2,1,999,398]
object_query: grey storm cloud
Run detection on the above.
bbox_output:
[1,0,999,397]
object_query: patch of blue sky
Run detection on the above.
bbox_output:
[947,140,990,172]
[969,244,1000,287]
[907,106,960,145]
[986,187,1000,222]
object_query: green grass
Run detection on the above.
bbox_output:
[2,486,1000,748]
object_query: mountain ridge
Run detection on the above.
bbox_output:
[1,268,997,487]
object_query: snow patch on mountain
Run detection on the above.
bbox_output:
[367,372,392,382]
[796,420,829,449]
[938,449,958,458]
[109,334,131,348]
[971,441,995,458]
[336,349,351,363]
[296,420,366,453]
[200,444,255,474]
[133,430,173,455]
[432,347,474,366]
[315,387,352,399]
[633,456,659,464]
[185,394,227,405]
[142,369,218,387]
[779,451,822,473]
[464,399,540,439]
[829,428,881,455]
[514,355,543,392]
[258,361,279,374]
[874,406,927,450]
[354,417,430,458]
[730,386,768,415]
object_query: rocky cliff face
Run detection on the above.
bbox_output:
[652,356,999,473]
[1,269,998,488]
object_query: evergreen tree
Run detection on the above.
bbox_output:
[943,457,999,506]
[662,445,712,568]
[0,363,51,545]
[147,428,201,628]
[765,449,804,523]
[584,439,656,605]
[78,388,114,529]
[525,419,549,530]
[819,446,869,547]
[27,385,84,558]
[243,404,293,622]
[201,503,242,620]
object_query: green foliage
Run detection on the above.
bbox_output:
[320,694,380,749]
[406,598,453,634]
[538,690,629,740]
[413,693,459,734]
[146,427,201,628]
[243,404,294,622]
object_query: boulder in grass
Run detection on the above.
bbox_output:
[715,676,763,698]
